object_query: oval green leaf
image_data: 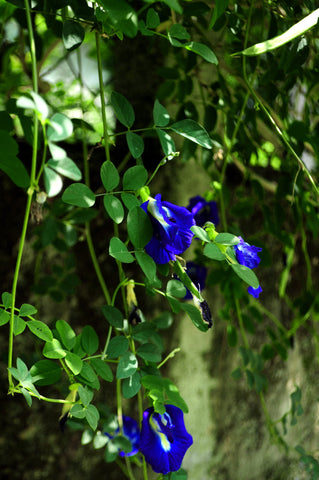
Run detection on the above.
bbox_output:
[62,183,95,208]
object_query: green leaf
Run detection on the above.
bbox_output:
[65,352,83,375]
[47,113,73,141]
[78,385,94,407]
[231,263,259,289]
[231,367,242,380]
[111,91,135,128]
[169,24,190,40]
[2,292,12,309]
[90,358,113,382]
[43,339,66,359]
[241,8,319,56]
[0,131,30,188]
[123,165,148,190]
[62,183,95,208]
[215,233,239,245]
[126,131,144,159]
[121,192,140,210]
[48,142,67,160]
[30,360,62,386]
[27,320,53,342]
[106,336,129,359]
[204,243,225,261]
[135,251,158,284]
[101,0,138,38]
[19,303,37,316]
[170,119,213,149]
[163,379,188,413]
[163,0,182,14]
[153,99,170,127]
[109,237,135,263]
[156,129,176,155]
[136,343,162,362]
[209,0,229,29]
[100,161,120,191]
[184,41,218,64]
[70,404,86,419]
[30,91,49,120]
[77,362,100,390]
[56,319,76,350]
[146,8,160,29]
[127,205,153,249]
[181,303,209,332]
[43,166,63,197]
[62,19,85,51]
[0,310,10,326]
[166,279,186,298]
[13,316,26,335]
[103,195,124,224]
[20,387,32,407]
[116,352,138,379]
[81,325,99,355]
[101,305,124,328]
[190,225,210,242]
[122,371,141,398]
[47,158,82,181]
[85,404,100,431]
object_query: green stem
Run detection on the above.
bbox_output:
[76,45,112,306]
[85,224,111,305]
[95,31,111,162]
[101,325,113,360]
[8,0,39,390]
[235,296,249,349]
[242,3,319,199]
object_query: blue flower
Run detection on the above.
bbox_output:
[234,236,262,297]
[139,405,193,474]
[184,262,207,300]
[248,285,262,298]
[105,416,140,457]
[187,195,219,227]
[234,236,262,269]
[141,194,195,264]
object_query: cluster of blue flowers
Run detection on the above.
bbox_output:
[105,406,193,475]
[141,194,262,298]
[125,194,262,473]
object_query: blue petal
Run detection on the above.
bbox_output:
[234,236,262,269]
[104,415,140,457]
[141,195,195,264]
[187,195,219,227]
[248,285,262,298]
[139,405,193,474]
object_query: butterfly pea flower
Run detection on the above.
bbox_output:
[187,195,219,227]
[141,194,195,264]
[104,416,140,457]
[139,405,193,474]
[248,285,263,298]
[234,236,262,297]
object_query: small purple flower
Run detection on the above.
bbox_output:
[187,195,219,227]
[139,405,193,474]
[184,262,207,300]
[141,194,195,264]
[105,416,140,457]
[234,236,262,269]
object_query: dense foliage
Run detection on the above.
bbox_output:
[1,0,319,478]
